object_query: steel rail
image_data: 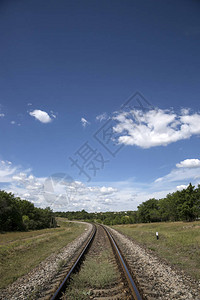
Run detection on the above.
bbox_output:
[102,225,142,300]
[51,224,96,300]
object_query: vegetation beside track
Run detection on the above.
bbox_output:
[0,190,56,231]
[0,218,86,289]
[112,221,200,280]
[56,183,200,224]
[64,250,118,300]
[64,226,119,300]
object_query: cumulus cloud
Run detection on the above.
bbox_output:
[96,113,107,122]
[176,184,188,191]
[0,161,119,211]
[2,158,200,212]
[81,117,90,127]
[99,186,117,194]
[0,113,5,117]
[29,109,52,123]
[113,108,200,148]
[176,159,200,168]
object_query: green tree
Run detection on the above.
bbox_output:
[177,184,200,221]
[159,193,179,222]
[0,191,24,231]
[138,198,161,223]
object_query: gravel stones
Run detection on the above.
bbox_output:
[0,223,93,300]
[109,227,200,300]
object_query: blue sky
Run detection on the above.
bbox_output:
[1,0,200,212]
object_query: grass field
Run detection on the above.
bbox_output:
[112,221,200,280]
[0,218,86,289]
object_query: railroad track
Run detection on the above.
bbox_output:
[44,224,142,300]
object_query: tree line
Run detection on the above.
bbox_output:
[1,183,199,231]
[55,183,200,225]
[0,190,56,232]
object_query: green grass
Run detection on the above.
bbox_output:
[112,221,200,280]
[0,218,86,289]
[64,250,118,300]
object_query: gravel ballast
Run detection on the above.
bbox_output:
[0,222,93,300]
[1,223,199,300]
[109,227,200,300]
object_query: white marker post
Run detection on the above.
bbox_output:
[156,232,159,240]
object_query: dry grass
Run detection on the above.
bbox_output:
[112,221,200,280]
[64,250,118,299]
[0,218,86,289]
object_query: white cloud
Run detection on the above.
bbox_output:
[113,108,200,148]
[81,117,90,127]
[104,198,112,203]
[96,113,107,122]
[154,167,200,184]
[0,161,120,211]
[0,113,5,117]
[10,120,21,126]
[50,110,57,119]
[29,109,52,123]
[176,159,200,168]
[1,158,200,212]
[176,184,188,191]
[99,186,117,194]
[181,108,190,115]
[154,157,200,189]
[0,161,17,182]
